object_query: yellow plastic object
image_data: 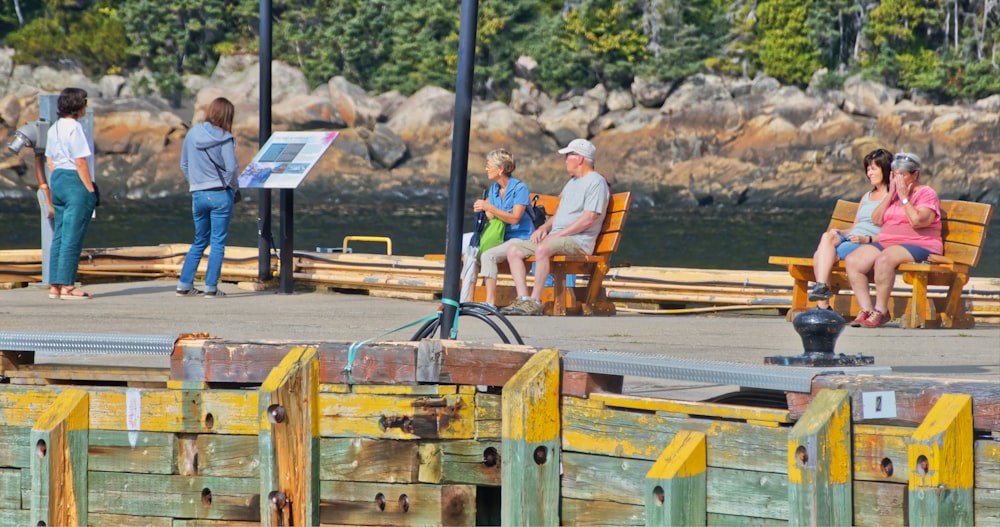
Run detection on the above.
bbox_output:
[342,236,392,255]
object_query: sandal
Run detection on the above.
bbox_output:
[48,287,61,300]
[60,287,93,300]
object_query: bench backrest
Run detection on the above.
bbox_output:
[531,191,633,257]
[826,199,994,267]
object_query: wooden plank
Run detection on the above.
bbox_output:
[853,480,906,527]
[88,430,177,475]
[562,451,650,506]
[908,394,974,527]
[645,430,707,526]
[975,488,1000,526]
[0,426,29,468]
[502,348,561,527]
[561,497,644,526]
[322,437,420,483]
[318,391,475,439]
[475,392,502,439]
[706,467,788,520]
[418,440,502,487]
[976,439,1000,489]
[0,510,30,526]
[416,340,536,387]
[562,397,788,473]
[196,434,259,478]
[707,513,788,526]
[87,471,260,521]
[30,388,88,527]
[592,392,792,424]
[0,468,21,509]
[258,346,320,527]
[318,481,475,526]
[87,512,173,527]
[786,375,1000,431]
[852,424,911,484]
[0,350,34,378]
[787,389,852,526]
[562,370,624,398]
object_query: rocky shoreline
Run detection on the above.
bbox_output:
[1,50,998,208]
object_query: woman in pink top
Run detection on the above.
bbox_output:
[844,152,942,328]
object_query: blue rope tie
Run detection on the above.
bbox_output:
[343,312,440,384]
[441,297,461,339]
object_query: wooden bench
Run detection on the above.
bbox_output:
[769,199,994,328]
[475,191,632,316]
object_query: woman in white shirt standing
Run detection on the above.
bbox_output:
[45,87,96,300]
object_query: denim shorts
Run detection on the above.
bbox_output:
[836,241,863,260]
[872,243,935,263]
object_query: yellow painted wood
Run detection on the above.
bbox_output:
[502,348,561,527]
[318,392,475,439]
[909,393,974,527]
[592,393,792,423]
[787,389,852,526]
[30,388,89,527]
[853,424,912,484]
[351,384,457,395]
[645,430,707,526]
[259,346,320,527]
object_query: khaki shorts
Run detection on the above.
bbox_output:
[509,237,585,258]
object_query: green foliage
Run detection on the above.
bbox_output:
[5,4,130,77]
[2,0,999,104]
[562,0,649,89]
[756,0,822,85]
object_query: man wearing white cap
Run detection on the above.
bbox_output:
[501,138,610,316]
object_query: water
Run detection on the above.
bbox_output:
[2,199,998,276]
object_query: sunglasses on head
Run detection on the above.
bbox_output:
[895,153,917,163]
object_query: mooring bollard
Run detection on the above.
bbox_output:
[765,308,874,366]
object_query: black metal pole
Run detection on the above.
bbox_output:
[278,188,293,293]
[257,0,273,282]
[440,0,479,338]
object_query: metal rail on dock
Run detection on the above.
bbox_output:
[563,350,891,392]
[0,331,176,355]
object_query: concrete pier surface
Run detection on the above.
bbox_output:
[2,279,997,399]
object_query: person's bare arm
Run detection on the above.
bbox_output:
[75,157,94,192]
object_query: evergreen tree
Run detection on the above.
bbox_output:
[638,0,730,81]
[756,0,823,85]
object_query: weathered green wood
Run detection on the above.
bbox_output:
[87,471,259,520]
[0,468,21,509]
[975,439,1000,489]
[259,346,320,527]
[321,437,419,482]
[706,512,788,526]
[502,348,561,527]
[974,487,1000,526]
[852,424,911,484]
[787,389,852,526]
[0,426,29,468]
[30,387,88,527]
[196,434,259,478]
[706,467,788,520]
[88,430,177,474]
[562,451,651,505]
[318,480,476,526]
[853,481,905,527]
[908,394,974,527]
[418,439,502,486]
[562,398,788,472]
[0,509,30,525]
[475,392,502,439]
[87,512,173,527]
[646,430,707,526]
[561,497,644,526]
[172,519,260,527]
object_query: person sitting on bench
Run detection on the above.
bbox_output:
[844,152,942,328]
[500,138,610,316]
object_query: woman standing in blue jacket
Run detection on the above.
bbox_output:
[176,97,239,298]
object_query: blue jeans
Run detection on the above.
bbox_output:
[49,169,97,285]
[178,189,234,292]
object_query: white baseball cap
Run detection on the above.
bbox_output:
[558,138,596,163]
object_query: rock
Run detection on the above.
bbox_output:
[375,90,407,121]
[94,108,183,155]
[273,94,346,129]
[605,88,634,113]
[974,94,1000,113]
[751,74,781,96]
[514,55,538,79]
[0,95,21,128]
[843,75,903,117]
[386,86,454,145]
[537,95,603,145]
[631,76,671,108]
[328,76,381,129]
[763,86,824,126]
[99,75,129,98]
[367,123,407,169]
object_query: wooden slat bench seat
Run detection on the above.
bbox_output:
[474,191,632,316]
[769,199,994,328]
